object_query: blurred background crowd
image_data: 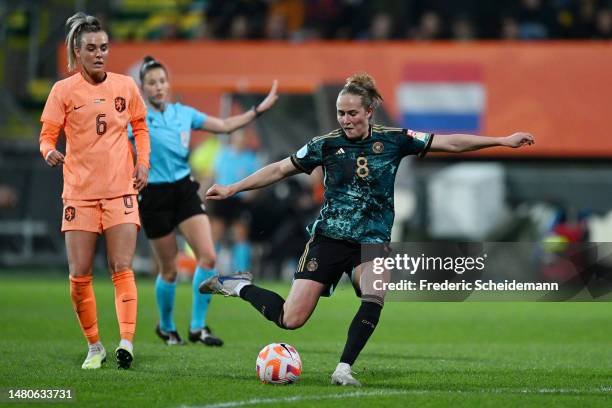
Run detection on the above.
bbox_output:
[10,0,611,42]
[3,0,612,135]
[123,0,612,41]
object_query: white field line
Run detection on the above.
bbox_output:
[180,387,612,408]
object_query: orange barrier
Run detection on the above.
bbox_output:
[59,41,612,157]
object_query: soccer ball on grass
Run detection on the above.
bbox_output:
[256,343,302,384]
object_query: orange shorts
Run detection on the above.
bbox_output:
[61,195,140,234]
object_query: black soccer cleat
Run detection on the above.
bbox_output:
[155,323,186,346]
[189,326,224,347]
[115,346,133,369]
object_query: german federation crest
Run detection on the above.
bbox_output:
[114,96,126,112]
[372,141,384,153]
[306,258,318,272]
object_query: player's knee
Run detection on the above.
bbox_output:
[281,311,307,330]
[159,268,177,282]
[197,252,216,270]
[107,258,132,273]
[281,317,304,330]
[361,294,384,309]
[358,297,384,326]
[158,254,177,272]
[68,262,93,277]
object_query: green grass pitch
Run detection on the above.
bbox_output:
[0,272,611,407]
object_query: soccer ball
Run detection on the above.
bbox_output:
[256,343,302,384]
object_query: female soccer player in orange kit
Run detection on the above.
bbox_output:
[39,12,150,370]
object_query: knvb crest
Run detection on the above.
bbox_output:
[64,206,76,221]
[114,96,126,112]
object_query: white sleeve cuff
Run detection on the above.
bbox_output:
[45,150,56,161]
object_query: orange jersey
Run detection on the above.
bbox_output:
[40,72,149,200]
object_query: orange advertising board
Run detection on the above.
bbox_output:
[59,41,612,157]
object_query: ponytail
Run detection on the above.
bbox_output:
[65,12,103,72]
[139,55,168,84]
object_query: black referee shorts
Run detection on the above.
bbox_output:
[138,175,206,239]
[294,234,386,297]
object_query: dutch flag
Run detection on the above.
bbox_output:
[396,63,486,133]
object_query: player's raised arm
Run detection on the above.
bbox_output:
[206,157,299,200]
[429,132,535,153]
[200,80,279,134]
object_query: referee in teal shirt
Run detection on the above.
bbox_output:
[130,56,279,346]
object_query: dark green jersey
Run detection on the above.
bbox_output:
[291,124,433,243]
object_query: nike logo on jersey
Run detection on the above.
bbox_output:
[124,211,134,215]
[335,148,346,155]
[74,104,85,110]
[122,298,136,303]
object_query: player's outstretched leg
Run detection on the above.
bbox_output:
[200,272,287,328]
[201,274,322,330]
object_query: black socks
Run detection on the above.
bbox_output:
[239,285,287,329]
[340,301,383,365]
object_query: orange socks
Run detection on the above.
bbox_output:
[70,271,137,344]
[69,275,99,344]
[111,270,138,342]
